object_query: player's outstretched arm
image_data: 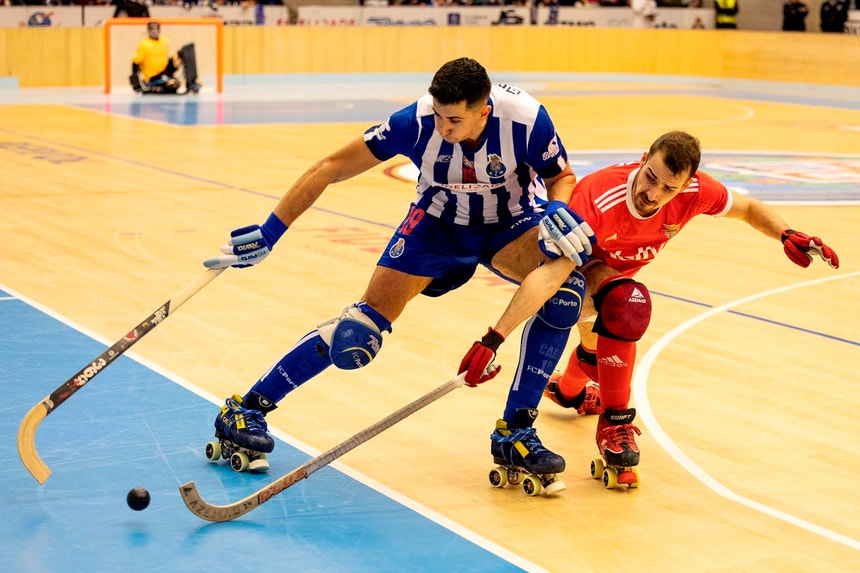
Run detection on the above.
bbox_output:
[205,137,382,269]
[726,191,839,269]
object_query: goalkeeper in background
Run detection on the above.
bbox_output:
[130,21,200,95]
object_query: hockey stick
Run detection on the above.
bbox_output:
[17,267,226,484]
[180,373,467,522]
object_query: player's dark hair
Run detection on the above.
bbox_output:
[428,58,492,108]
[649,131,701,178]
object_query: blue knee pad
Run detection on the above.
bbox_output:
[536,270,586,329]
[319,302,392,370]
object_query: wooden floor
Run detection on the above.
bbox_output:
[2,75,859,571]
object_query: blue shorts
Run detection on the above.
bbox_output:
[377,203,542,297]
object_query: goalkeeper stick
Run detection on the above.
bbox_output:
[180,373,467,522]
[17,267,225,484]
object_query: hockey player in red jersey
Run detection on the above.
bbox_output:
[466,130,839,483]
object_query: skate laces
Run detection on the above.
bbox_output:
[225,398,269,433]
[495,427,551,455]
[604,422,641,448]
[579,382,602,414]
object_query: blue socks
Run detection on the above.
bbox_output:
[502,315,571,421]
[244,330,332,405]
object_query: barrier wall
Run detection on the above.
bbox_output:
[2,25,860,88]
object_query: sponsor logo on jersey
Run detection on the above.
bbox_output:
[364,119,391,142]
[442,182,503,192]
[541,135,560,161]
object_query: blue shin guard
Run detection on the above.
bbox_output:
[503,315,572,421]
[244,330,333,406]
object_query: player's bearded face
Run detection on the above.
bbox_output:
[631,151,692,217]
[432,100,491,147]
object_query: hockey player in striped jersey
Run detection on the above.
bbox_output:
[203,58,595,480]
[475,130,839,484]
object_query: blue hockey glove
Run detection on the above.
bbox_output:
[538,201,596,267]
[204,213,288,269]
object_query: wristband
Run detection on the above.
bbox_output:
[481,327,505,352]
[261,212,289,245]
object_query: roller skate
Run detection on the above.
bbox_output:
[207,393,275,473]
[488,408,566,496]
[544,373,603,415]
[591,407,641,489]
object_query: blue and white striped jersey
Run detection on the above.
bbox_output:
[363,83,569,226]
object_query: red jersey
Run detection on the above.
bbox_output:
[570,162,732,276]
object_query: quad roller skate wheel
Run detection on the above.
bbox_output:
[522,475,542,496]
[205,441,222,462]
[231,451,250,472]
[590,458,605,479]
[591,458,640,489]
[489,466,523,488]
[603,466,639,489]
[489,467,508,488]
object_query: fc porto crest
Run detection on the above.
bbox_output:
[486,154,507,177]
[388,237,406,258]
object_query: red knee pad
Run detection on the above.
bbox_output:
[592,278,652,342]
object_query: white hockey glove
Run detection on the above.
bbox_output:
[204,213,288,269]
[538,201,596,267]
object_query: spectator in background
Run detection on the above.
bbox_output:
[631,0,658,28]
[714,0,738,28]
[783,0,808,31]
[820,0,849,32]
[112,0,150,17]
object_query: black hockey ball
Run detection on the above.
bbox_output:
[126,487,151,511]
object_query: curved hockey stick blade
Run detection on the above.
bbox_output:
[17,267,225,484]
[17,404,49,484]
[180,373,467,522]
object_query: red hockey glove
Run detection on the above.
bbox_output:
[459,327,505,388]
[781,230,839,269]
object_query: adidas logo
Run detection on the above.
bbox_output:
[598,355,627,368]
[629,287,647,303]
